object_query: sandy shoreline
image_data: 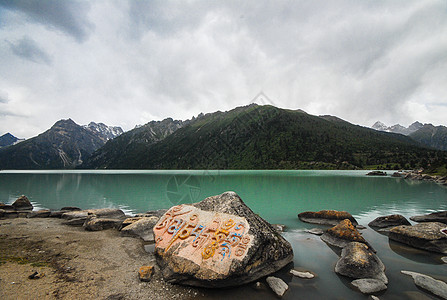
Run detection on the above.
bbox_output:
[0,218,200,300]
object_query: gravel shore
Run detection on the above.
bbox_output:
[0,218,200,300]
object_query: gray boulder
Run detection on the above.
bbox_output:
[120,216,159,242]
[410,211,447,224]
[83,216,123,231]
[351,278,387,294]
[154,191,294,288]
[368,214,411,229]
[389,222,447,254]
[266,276,288,297]
[335,242,388,284]
[298,210,358,226]
[402,271,447,299]
[11,195,33,211]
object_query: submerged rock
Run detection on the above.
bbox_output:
[351,278,387,294]
[369,214,411,229]
[410,211,447,225]
[401,270,447,299]
[298,210,358,226]
[12,195,33,211]
[266,276,288,297]
[335,242,387,284]
[289,269,315,279]
[389,222,447,254]
[305,228,324,236]
[321,219,373,251]
[154,191,293,288]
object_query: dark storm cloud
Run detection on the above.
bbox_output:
[0,0,93,42]
[6,36,52,65]
[0,0,446,138]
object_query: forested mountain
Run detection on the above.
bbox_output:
[84,105,444,170]
[0,119,111,169]
[83,118,187,168]
[409,124,447,151]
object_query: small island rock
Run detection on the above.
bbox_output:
[335,242,387,284]
[389,222,447,254]
[298,210,358,226]
[12,195,33,211]
[369,214,411,229]
[410,211,447,225]
[321,219,373,250]
[154,191,293,288]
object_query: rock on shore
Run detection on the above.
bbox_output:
[154,191,294,288]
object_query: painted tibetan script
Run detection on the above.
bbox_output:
[154,205,253,275]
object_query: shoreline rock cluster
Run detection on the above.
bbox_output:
[299,210,388,295]
[365,169,447,186]
[299,209,447,298]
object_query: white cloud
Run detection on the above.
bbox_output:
[0,0,446,138]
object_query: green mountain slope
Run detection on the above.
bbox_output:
[0,119,107,169]
[409,124,447,151]
[85,105,444,170]
[83,118,186,168]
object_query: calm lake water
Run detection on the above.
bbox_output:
[1,170,446,299]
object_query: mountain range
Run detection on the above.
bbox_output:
[0,120,122,169]
[1,105,446,170]
[372,121,447,151]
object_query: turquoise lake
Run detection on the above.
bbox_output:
[1,170,446,299]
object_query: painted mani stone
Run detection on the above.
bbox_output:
[153,204,253,275]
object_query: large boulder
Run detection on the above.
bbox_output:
[321,219,373,251]
[389,222,447,254]
[298,210,358,226]
[11,195,33,211]
[368,214,411,229]
[410,211,447,225]
[153,191,293,288]
[335,242,388,284]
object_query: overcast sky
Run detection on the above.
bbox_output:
[1,0,447,138]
